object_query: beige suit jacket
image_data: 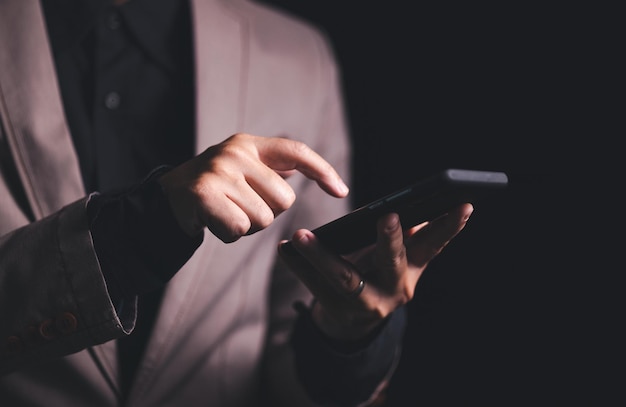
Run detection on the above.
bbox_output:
[0,0,352,405]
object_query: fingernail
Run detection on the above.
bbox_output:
[387,213,401,231]
[297,231,312,244]
[337,180,349,195]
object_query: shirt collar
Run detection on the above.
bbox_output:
[42,0,190,76]
[117,0,191,76]
[41,0,109,57]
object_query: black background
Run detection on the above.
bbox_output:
[259,2,618,405]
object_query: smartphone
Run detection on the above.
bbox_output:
[305,168,508,255]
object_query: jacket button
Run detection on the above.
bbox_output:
[6,336,23,353]
[56,312,78,335]
[39,319,57,340]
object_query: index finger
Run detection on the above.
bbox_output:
[254,137,349,198]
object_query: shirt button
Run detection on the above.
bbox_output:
[107,12,122,30]
[105,92,121,109]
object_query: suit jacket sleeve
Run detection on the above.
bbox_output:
[0,197,136,376]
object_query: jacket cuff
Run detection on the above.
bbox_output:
[87,166,203,302]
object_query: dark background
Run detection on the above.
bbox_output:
[258,2,618,405]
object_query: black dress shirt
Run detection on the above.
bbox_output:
[42,0,202,397]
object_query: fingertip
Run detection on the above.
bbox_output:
[379,212,401,233]
[293,229,314,245]
[321,179,349,198]
[336,180,350,196]
[280,229,314,256]
[462,203,474,221]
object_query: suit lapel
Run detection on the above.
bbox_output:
[0,0,84,219]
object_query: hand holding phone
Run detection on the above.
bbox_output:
[308,168,508,254]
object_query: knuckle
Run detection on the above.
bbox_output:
[378,250,405,271]
[255,205,276,229]
[228,132,251,142]
[339,268,353,287]
[205,206,251,244]
[274,188,296,212]
[224,219,251,242]
[219,142,247,162]
[290,139,312,157]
